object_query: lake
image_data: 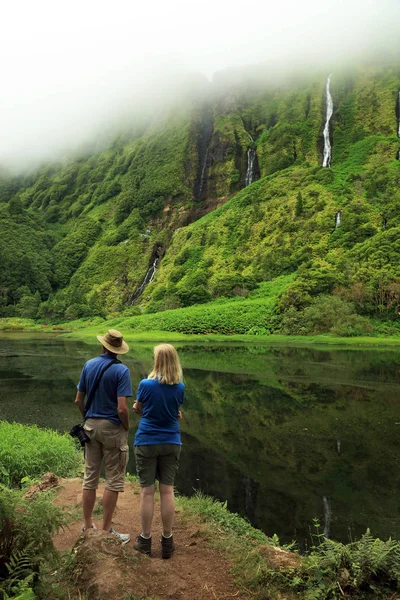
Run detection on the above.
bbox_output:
[1,332,399,547]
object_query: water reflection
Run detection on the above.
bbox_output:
[1,333,399,546]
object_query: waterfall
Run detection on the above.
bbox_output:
[336,439,342,455]
[323,496,332,538]
[199,145,210,198]
[335,211,341,228]
[398,91,400,138]
[131,256,158,303]
[245,148,256,186]
[322,74,334,168]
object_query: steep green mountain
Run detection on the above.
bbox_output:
[1,61,400,335]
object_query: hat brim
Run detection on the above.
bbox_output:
[97,335,129,354]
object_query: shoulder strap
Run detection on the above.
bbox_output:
[84,358,121,417]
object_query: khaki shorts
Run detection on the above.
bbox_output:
[134,444,181,487]
[83,418,129,492]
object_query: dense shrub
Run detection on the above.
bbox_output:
[0,423,82,488]
[279,296,374,336]
[266,525,400,599]
[111,295,277,335]
[0,485,67,599]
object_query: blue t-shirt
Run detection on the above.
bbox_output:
[77,354,133,426]
[134,378,185,446]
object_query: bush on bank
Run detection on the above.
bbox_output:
[0,422,82,488]
[0,484,67,599]
[0,423,80,599]
[178,494,400,599]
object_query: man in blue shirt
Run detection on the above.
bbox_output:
[75,329,132,544]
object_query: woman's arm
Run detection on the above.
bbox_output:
[133,400,143,415]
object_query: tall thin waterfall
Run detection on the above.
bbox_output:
[323,496,332,538]
[199,145,210,198]
[245,132,256,187]
[131,257,158,303]
[398,91,400,138]
[245,148,256,186]
[322,74,334,168]
[335,211,341,228]
[397,92,400,159]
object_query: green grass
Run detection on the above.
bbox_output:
[176,492,400,599]
[175,490,297,599]
[0,422,83,487]
[2,317,400,348]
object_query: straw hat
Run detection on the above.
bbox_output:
[96,329,129,354]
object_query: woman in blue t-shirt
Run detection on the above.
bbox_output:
[132,343,184,559]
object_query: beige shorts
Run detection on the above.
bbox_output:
[83,418,129,492]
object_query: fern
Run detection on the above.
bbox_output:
[0,485,67,598]
[264,526,400,599]
[5,546,36,588]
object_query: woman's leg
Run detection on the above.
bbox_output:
[159,483,175,536]
[140,484,155,536]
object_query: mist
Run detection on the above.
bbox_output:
[2,0,399,171]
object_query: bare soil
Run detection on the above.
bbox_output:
[52,478,253,600]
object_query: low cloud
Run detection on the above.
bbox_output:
[2,0,399,171]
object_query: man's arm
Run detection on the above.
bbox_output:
[118,396,130,431]
[75,390,86,417]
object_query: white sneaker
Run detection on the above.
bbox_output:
[110,528,131,545]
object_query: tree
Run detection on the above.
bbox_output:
[295,192,303,217]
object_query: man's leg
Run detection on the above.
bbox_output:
[159,483,175,537]
[83,489,97,530]
[140,484,155,537]
[102,489,119,532]
[102,422,130,541]
[82,421,102,530]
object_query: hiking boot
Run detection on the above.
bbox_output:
[109,528,131,545]
[161,535,175,559]
[133,534,152,556]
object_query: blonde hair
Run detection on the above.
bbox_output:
[148,343,183,385]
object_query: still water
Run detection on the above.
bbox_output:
[1,333,400,547]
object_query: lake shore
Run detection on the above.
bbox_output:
[4,464,400,599]
[2,316,400,348]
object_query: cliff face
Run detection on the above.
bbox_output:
[0,61,399,322]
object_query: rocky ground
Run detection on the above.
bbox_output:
[52,478,255,600]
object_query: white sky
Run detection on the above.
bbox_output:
[1,0,399,170]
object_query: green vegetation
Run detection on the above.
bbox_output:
[0,485,67,600]
[275,525,400,599]
[1,62,400,335]
[177,492,400,599]
[0,422,82,488]
[0,418,399,598]
[0,423,82,599]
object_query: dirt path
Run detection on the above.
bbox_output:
[53,479,251,600]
